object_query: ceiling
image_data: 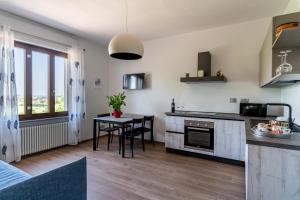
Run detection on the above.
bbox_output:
[0,0,290,45]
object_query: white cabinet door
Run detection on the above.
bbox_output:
[214,120,245,161]
[165,116,184,133]
[165,132,184,149]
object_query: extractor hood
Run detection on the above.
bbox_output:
[180,52,227,83]
[261,72,300,88]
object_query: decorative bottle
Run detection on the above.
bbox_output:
[171,98,175,113]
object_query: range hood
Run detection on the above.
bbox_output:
[180,52,226,83]
[262,72,300,87]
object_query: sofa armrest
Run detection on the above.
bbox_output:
[0,157,87,200]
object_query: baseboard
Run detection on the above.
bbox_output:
[166,148,245,167]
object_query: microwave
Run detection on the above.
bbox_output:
[239,103,267,117]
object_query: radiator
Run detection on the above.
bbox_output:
[20,122,68,156]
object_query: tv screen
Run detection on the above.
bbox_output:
[123,73,145,90]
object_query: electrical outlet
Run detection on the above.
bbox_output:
[230,98,237,103]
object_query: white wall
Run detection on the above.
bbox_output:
[108,18,282,142]
[78,39,109,140]
[284,0,300,13]
[0,10,109,141]
[281,83,300,124]
[281,0,300,124]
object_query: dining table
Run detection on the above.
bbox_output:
[93,114,145,158]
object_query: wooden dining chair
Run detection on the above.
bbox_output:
[96,113,120,151]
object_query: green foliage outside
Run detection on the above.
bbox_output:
[17,95,65,114]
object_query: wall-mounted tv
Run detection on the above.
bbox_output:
[123,73,145,90]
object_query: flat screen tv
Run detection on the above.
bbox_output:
[123,73,145,90]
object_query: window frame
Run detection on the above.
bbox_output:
[15,41,68,121]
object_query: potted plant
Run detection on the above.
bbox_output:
[107,92,126,118]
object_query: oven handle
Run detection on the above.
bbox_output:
[186,127,211,132]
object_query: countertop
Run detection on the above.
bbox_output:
[165,111,245,121]
[165,111,300,151]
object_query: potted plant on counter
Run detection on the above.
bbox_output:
[107,92,126,118]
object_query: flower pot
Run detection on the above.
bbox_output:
[112,110,122,118]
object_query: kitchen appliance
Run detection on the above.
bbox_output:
[239,103,267,117]
[184,120,214,152]
[123,73,145,90]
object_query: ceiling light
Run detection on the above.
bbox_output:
[108,0,144,60]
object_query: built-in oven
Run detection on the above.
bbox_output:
[184,120,214,152]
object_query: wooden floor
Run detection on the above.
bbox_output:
[15,136,245,200]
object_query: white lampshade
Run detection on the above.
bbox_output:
[108,33,144,60]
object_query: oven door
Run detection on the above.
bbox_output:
[184,126,214,150]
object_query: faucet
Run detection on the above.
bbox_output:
[265,103,293,127]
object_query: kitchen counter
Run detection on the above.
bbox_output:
[165,111,245,121]
[165,111,300,151]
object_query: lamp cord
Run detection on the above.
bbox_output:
[125,0,128,32]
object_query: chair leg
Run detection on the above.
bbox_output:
[151,130,154,145]
[111,132,114,144]
[118,130,121,155]
[130,131,134,158]
[96,130,100,148]
[142,131,145,152]
[151,120,154,145]
[107,131,111,151]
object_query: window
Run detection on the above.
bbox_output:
[32,51,50,114]
[14,42,68,120]
[54,56,67,112]
[14,47,26,115]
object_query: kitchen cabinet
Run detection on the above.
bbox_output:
[246,144,300,200]
[165,116,184,133]
[165,132,184,149]
[165,116,245,161]
[214,120,246,161]
[259,12,300,87]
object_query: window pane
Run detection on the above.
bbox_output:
[14,47,26,115]
[55,56,67,112]
[32,51,49,114]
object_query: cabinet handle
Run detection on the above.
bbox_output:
[188,127,210,132]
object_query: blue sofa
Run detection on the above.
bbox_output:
[0,157,87,200]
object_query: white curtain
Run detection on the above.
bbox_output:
[67,48,86,145]
[0,25,21,162]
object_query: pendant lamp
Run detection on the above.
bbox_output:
[108,0,144,60]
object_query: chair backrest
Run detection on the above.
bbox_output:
[132,118,144,128]
[144,115,154,122]
[97,113,110,118]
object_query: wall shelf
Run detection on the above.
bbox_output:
[180,76,227,83]
[273,27,300,49]
[261,72,300,88]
